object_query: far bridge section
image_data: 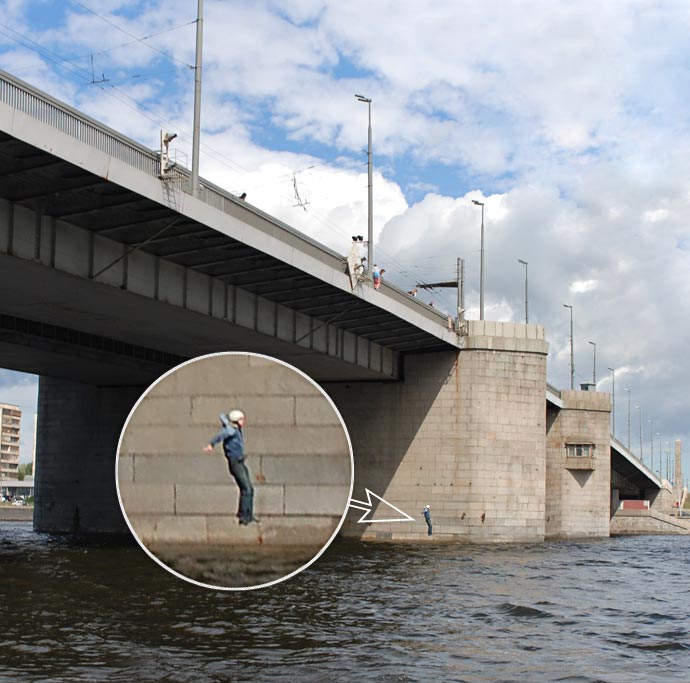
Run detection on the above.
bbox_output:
[609,437,689,535]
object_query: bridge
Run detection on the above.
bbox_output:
[0,68,670,543]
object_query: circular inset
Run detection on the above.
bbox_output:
[116,352,354,590]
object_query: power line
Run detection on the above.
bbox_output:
[69,1,194,68]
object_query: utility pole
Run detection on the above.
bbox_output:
[564,304,574,389]
[649,419,654,474]
[472,200,485,320]
[636,405,643,462]
[355,95,373,273]
[190,0,204,197]
[624,388,631,450]
[518,259,528,323]
[456,257,465,322]
[608,367,615,437]
[588,341,596,384]
[417,260,465,328]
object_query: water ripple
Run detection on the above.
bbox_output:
[1,523,690,683]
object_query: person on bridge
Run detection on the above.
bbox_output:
[203,410,258,526]
[421,504,433,536]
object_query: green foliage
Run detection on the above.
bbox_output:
[16,462,32,480]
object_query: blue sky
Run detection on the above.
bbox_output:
[1,0,689,479]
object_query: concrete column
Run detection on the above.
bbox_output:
[34,376,142,534]
[325,321,549,542]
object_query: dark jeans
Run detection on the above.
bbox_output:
[227,458,254,522]
[424,515,433,536]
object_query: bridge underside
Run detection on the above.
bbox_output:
[0,252,397,384]
[610,440,661,495]
[0,129,452,385]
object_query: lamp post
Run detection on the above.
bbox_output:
[518,259,528,323]
[649,419,654,474]
[608,367,615,437]
[472,199,485,320]
[657,432,662,478]
[191,0,204,197]
[636,405,643,462]
[624,388,631,450]
[355,94,373,273]
[564,304,574,389]
[588,341,596,384]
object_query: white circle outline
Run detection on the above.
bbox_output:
[115,351,355,591]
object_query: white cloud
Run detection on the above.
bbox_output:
[570,279,598,294]
[643,208,668,223]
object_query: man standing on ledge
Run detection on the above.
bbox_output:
[203,410,258,526]
[421,504,432,536]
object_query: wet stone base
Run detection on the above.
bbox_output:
[149,542,323,588]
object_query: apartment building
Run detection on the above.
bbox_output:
[0,403,21,479]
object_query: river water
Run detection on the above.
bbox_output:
[1,521,688,683]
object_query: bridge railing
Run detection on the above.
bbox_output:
[0,72,159,176]
[0,69,451,328]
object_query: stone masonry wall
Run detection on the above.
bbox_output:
[117,354,352,549]
[324,322,548,542]
[611,509,690,535]
[545,389,611,539]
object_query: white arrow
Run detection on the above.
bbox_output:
[349,489,415,523]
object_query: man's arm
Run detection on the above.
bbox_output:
[203,426,234,453]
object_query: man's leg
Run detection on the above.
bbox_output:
[228,459,254,523]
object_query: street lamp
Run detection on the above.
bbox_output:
[518,259,528,324]
[624,388,631,450]
[355,94,373,273]
[472,199,485,320]
[189,0,205,197]
[608,367,615,437]
[588,341,596,384]
[649,419,654,474]
[635,405,643,462]
[564,304,574,389]
[657,432,662,478]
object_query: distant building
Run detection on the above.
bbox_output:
[0,476,33,499]
[0,403,21,479]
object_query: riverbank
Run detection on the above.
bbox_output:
[0,506,33,521]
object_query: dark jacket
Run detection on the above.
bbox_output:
[209,413,245,462]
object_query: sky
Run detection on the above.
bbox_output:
[0,0,688,480]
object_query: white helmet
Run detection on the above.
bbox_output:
[228,409,245,424]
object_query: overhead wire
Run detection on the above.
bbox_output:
[69,1,194,68]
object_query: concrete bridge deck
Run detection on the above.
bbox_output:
[0,68,457,384]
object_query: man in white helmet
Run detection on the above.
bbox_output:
[421,504,432,536]
[203,409,258,525]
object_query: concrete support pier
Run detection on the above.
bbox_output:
[545,390,611,539]
[34,377,141,534]
[326,321,549,542]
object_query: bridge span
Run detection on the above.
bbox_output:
[0,69,457,387]
[1,68,675,543]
